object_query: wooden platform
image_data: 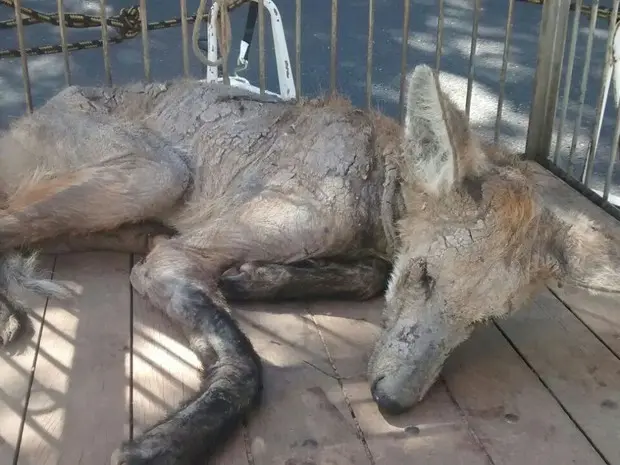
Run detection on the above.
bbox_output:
[2,163,620,465]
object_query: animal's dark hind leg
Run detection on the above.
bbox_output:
[113,239,262,465]
[219,257,390,302]
[0,152,189,251]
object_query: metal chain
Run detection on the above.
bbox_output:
[0,0,249,60]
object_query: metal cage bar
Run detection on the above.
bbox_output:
[567,0,599,176]
[398,0,411,123]
[495,0,516,144]
[12,0,32,113]
[4,0,619,215]
[582,0,620,186]
[465,0,481,121]
[525,0,571,162]
[330,0,338,96]
[258,0,266,95]
[56,0,71,86]
[365,0,375,109]
[139,0,151,82]
[100,0,112,86]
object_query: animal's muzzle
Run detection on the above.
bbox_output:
[370,375,410,415]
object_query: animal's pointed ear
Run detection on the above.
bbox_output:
[402,65,482,195]
[402,65,457,194]
[544,210,620,293]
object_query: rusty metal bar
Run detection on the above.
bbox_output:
[399,0,411,123]
[604,104,620,200]
[525,0,571,161]
[56,0,71,86]
[180,0,190,77]
[567,0,598,175]
[258,0,266,95]
[365,0,375,109]
[139,0,151,81]
[582,0,620,186]
[295,0,301,100]
[494,0,515,144]
[552,0,582,164]
[435,0,444,72]
[330,0,338,96]
[465,0,481,121]
[100,0,112,86]
[13,0,32,113]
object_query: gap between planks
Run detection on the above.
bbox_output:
[0,254,55,465]
[2,245,618,465]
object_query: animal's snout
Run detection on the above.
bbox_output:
[370,376,409,415]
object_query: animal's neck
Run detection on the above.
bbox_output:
[369,111,407,260]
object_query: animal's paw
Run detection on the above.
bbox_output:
[111,420,191,465]
[0,297,27,346]
[219,262,291,300]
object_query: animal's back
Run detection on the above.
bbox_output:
[0,80,392,254]
[0,85,188,197]
[143,82,389,247]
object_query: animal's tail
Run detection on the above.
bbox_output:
[0,251,74,300]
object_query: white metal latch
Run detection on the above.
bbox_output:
[205,0,297,101]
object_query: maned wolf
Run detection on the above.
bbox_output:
[1,65,618,465]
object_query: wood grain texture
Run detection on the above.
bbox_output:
[443,320,606,465]
[311,299,492,465]
[0,254,54,465]
[15,252,131,465]
[498,288,620,464]
[529,161,620,240]
[234,300,371,465]
[550,281,620,362]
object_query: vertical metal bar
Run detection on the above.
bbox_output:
[399,0,411,123]
[139,0,151,81]
[100,0,112,86]
[330,0,338,96]
[524,0,571,161]
[219,0,230,86]
[494,0,515,144]
[365,0,375,109]
[465,0,481,121]
[258,0,266,95]
[552,0,582,164]
[56,0,71,86]
[13,0,32,113]
[604,103,620,200]
[435,0,444,72]
[567,0,599,176]
[295,0,302,100]
[582,0,620,186]
[180,0,190,77]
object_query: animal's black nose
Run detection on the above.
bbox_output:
[370,376,408,415]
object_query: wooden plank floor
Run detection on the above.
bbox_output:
[2,164,620,465]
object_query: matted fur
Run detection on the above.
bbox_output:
[0,64,618,465]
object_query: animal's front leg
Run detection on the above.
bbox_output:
[219,257,390,302]
[113,240,262,465]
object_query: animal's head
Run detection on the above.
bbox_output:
[367,64,620,415]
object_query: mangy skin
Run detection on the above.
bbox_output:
[1,65,619,465]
